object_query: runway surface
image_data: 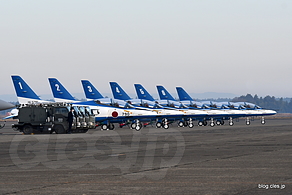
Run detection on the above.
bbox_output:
[0,119,291,194]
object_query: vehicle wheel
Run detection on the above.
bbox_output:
[54,125,66,134]
[178,121,184,127]
[23,125,33,134]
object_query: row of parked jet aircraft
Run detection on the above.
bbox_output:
[6,75,277,131]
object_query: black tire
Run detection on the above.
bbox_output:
[131,123,137,129]
[178,121,184,127]
[135,124,141,131]
[23,125,33,134]
[198,121,203,126]
[54,125,66,134]
[109,123,115,130]
[203,121,208,126]
[156,122,162,128]
[101,124,108,131]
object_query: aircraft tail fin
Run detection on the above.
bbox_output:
[156,85,176,101]
[176,87,194,101]
[11,75,44,104]
[109,82,131,100]
[81,80,104,100]
[48,78,76,102]
[134,84,155,101]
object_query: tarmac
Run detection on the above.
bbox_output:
[0,118,292,194]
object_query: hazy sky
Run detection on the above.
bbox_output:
[1,0,292,100]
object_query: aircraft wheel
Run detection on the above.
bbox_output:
[198,121,203,126]
[135,124,141,131]
[23,125,33,134]
[101,124,108,131]
[229,121,234,126]
[216,120,221,126]
[131,123,137,129]
[210,122,215,127]
[261,119,265,125]
[178,121,184,127]
[163,124,169,129]
[109,123,115,130]
[220,120,225,125]
[0,122,5,129]
[156,122,162,128]
[246,120,250,125]
[203,121,208,126]
[188,123,194,128]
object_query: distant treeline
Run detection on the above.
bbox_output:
[231,94,292,113]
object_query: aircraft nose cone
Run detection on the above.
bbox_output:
[0,100,15,111]
[270,110,277,114]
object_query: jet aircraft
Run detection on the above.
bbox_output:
[155,85,248,127]
[83,80,188,129]
[0,99,15,128]
[110,82,208,128]
[0,99,14,111]
[175,86,277,125]
[49,78,158,131]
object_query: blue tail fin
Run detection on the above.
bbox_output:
[156,85,176,101]
[48,78,76,102]
[109,82,131,100]
[81,80,104,100]
[11,75,42,104]
[134,84,155,101]
[176,87,194,101]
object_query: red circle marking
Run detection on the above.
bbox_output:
[112,111,118,118]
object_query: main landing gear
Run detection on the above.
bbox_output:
[130,120,143,131]
[156,119,169,129]
[178,119,194,128]
[101,123,115,131]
